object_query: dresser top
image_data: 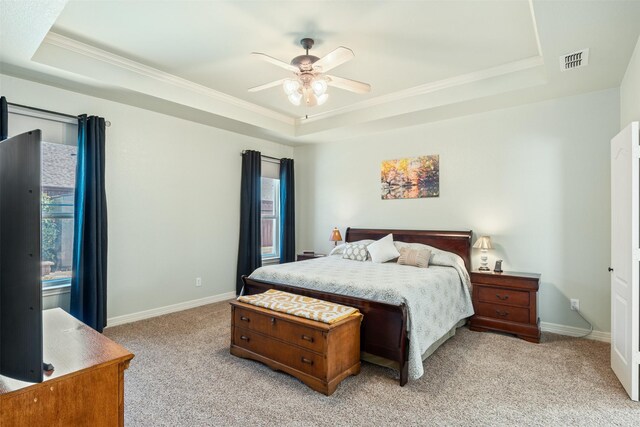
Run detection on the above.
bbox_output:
[471,270,541,280]
[1,308,133,394]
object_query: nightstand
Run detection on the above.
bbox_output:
[469,270,541,343]
[296,253,326,261]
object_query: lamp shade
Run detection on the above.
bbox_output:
[330,227,343,242]
[473,236,493,250]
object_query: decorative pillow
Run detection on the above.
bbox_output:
[397,247,431,268]
[394,241,466,271]
[331,240,374,256]
[367,233,400,263]
[342,243,369,261]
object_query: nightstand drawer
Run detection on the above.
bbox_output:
[475,302,529,323]
[233,306,326,353]
[477,286,530,307]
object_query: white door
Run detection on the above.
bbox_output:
[611,121,639,401]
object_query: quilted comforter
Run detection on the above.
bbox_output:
[248,246,474,380]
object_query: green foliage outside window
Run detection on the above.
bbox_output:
[41,193,60,266]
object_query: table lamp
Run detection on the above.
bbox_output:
[473,236,493,271]
[330,227,343,246]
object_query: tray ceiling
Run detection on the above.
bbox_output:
[1,1,639,145]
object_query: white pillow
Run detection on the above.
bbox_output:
[367,234,400,263]
[329,243,347,256]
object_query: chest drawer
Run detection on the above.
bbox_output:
[234,306,326,353]
[233,327,326,378]
[475,302,529,324]
[476,285,530,307]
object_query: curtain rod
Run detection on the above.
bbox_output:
[8,102,112,127]
[240,151,283,162]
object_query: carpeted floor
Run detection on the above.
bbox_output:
[105,300,639,426]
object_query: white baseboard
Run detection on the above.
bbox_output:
[106,291,236,328]
[541,321,610,343]
[105,292,612,344]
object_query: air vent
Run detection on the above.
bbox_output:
[560,49,589,71]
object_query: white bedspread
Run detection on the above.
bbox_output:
[248,247,474,380]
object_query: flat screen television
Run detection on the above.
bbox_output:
[0,129,44,383]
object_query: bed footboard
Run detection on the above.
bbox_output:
[242,275,410,386]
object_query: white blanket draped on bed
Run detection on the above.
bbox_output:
[248,245,474,380]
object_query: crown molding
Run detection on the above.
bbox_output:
[43,32,295,126]
[528,0,543,57]
[296,55,545,126]
[40,32,544,139]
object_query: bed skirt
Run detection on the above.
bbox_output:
[361,318,468,372]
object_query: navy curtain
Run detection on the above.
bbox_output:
[0,96,7,140]
[71,115,108,332]
[236,150,262,295]
[279,158,295,263]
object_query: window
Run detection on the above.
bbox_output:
[261,159,280,260]
[40,141,77,288]
[8,107,78,289]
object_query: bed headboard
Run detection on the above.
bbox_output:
[345,228,473,272]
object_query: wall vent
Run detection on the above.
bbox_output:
[560,49,589,71]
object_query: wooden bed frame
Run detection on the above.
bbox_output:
[241,228,472,386]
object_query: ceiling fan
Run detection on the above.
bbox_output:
[248,38,371,107]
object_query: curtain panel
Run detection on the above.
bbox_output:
[279,158,295,263]
[236,150,262,295]
[0,96,7,140]
[71,115,108,332]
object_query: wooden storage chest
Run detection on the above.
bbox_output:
[230,300,361,395]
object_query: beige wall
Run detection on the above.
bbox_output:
[620,35,640,128]
[0,73,293,319]
[294,88,619,333]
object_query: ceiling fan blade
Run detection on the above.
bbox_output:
[248,79,287,93]
[312,47,354,73]
[326,75,371,94]
[251,52,299,73]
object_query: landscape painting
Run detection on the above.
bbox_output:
[381,155,439,199]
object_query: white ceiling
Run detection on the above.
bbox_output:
[1,0,639,145]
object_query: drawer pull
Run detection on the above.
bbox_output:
[240,335,250,342]
[301,335,314,343]
[495,294,509,301]
[301,357,314,365]
[271,317,276,325]
[495,310,509,317]
[240,316,250,322]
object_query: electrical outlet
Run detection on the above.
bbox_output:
[570,298,579,311]
[196,277,202,287]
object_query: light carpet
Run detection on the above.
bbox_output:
[104,300,639,426]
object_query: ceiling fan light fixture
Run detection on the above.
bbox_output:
[287,92,302,106]
[283,79,300,95]
[317,93,329,106]
[311,79,328,97]
[302,86,317,106]
[251,37,370,107]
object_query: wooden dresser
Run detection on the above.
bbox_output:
[230,300,361,395]
[0,309,134,426]
[469,271,541,343]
